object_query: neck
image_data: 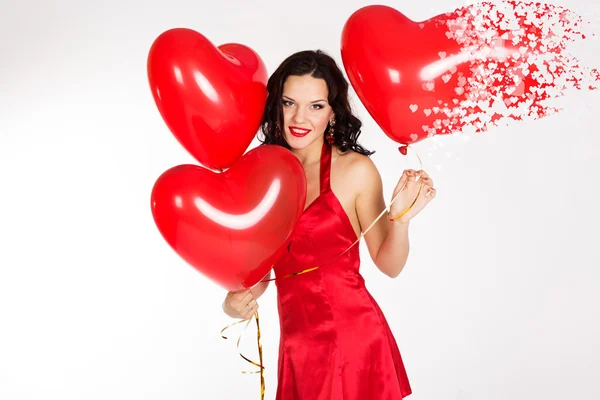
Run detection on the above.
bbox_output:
[292,138,325,166]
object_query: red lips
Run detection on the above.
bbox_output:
[289,126,312,137]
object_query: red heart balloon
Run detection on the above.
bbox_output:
[148,28,267,170]
[341,5,529,146]
[342,6,471,146]
[151,145,306,291]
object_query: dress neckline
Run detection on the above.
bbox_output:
[302,140,331,214]
[300,142,359,241]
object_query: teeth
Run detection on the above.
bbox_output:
[291,127,309,133]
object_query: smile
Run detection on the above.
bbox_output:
[289,126,312,137]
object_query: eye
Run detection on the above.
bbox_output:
[311,104,325,110]
[282,100,294,107]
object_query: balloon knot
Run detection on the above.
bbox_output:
[398,145,408,156]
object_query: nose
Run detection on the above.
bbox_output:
[291,107,307,124]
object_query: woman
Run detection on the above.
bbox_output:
[222,50,436,399]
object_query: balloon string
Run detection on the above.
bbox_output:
[221,145,423,399]
[221,311,265,399]
[262,144,424,282]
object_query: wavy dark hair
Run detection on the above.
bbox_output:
[258,50,374,156]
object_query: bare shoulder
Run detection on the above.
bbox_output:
[331,147,382,195]
[330,146,383,237]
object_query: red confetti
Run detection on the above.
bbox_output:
[423,0,599,136]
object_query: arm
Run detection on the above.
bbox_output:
[374,219,410,278]
[355,160,436,278]
[354,158,410,278]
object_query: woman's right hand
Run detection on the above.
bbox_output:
[222,290,259,320]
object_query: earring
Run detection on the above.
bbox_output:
[275,123,282,138]
[326,119,335,145]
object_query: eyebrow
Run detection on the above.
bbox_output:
[282,95,327,103]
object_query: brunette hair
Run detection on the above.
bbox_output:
[258,50,374,156]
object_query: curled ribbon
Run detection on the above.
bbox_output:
[221,145,424,399]
[221,312,265,398]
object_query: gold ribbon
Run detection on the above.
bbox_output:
[262,144,425,281]
[221,311,265,398]
[221,145,423,399]
[390,145,424,222]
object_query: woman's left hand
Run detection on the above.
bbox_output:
[388,169,436,223]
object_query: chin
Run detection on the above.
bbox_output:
[286,139,309,150]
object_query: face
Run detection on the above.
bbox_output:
[281,74,334,149]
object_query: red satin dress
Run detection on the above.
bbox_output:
[273,141,412,399]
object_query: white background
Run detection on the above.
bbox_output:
[1,0,599,399]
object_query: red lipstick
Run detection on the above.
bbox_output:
[289,126,312,137]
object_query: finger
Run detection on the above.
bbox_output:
[412,169,422,181]
[418,170,430,180]
[246,299,257,309]
[393,170,410,194]
[236,291,253,305]
[242,310,252,320]
[426,187,437,198]
[405,169,420,183]
[238,299,257,318]
[233,289,250,301]
[244,304,259,320]
[412,180,430,198]
[420,176,433,187]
